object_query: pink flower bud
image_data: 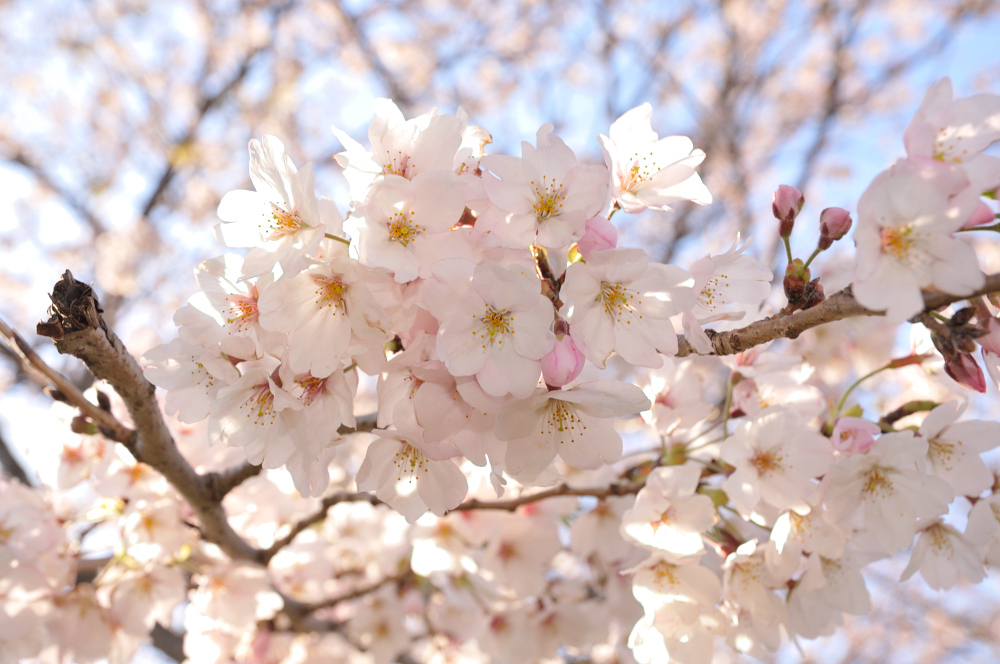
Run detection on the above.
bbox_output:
[944,353,987,393]
[541,333,586,387]
[772,185,804,237]
[830,417,880,456]
[962,200,996,229]
[818,207,852,249]
[576,216,618,258]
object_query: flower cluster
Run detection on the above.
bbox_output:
[7,79,1000,664]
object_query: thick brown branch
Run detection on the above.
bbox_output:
[677,273,1000,357]
[36,271,263,563]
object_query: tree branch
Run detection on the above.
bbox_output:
[35,271,263,563]
[263,491,384,564]
[450,480,646,513]
[677,272,1000,357]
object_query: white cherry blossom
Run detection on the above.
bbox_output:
[852,157,984,321]
[900,520,985,589]
[561,247,695,368]
[824,430,954,553]
[721,406,833,516]
[433,260,555,398]
[478,123,609,248]
[599,103,712,213]
[216,135,337,277]
[494,380,650,484]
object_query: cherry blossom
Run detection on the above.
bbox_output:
[216,135,337,277]
[825,430,954,553]
[599,102,712,213]
[852,157,984,321]
[494,380,650,484]
[479,123,609,248]
[561,247,695,368]
[433,260,555,398]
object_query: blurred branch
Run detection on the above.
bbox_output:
[1,148,105,235]
[0,424,31,486]
[450,480,646,513]
[677,272,1000,357]
[330,0,416,113]
[263,490,384,563]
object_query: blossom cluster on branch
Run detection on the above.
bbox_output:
[4,78,1000,664]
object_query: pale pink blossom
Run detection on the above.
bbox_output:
[257,256,393,377]
[900,520,985,589]
[479,123,609,248]
[333,99,465,202]
[142,338,240,424]
[494,380,650,484]
[433,260,555,398]
[830,417,880,456]
[721,406,834,515]
[216,135,338,277]
[208,359,303,468]
[825,430,954,553]
[561,248,695,368]
[904,76,1000,187]
[355,432,468,522]
[917,400,1000,496]
[348,172,467,282]
[620,463,716,559]
[852,158,983,321]
[599,103,712,213]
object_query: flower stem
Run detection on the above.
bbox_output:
[802,246,822,269]
[783,236,794,264]
[325,233,351,246]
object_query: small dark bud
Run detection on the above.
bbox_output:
[951,308,976,327]
[96,390,112,411]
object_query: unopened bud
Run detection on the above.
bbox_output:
[818,207,852,249]
[783,259,810,302]
[772,185,804,238]
[576,216,618,259]
[541,331,586,388]
[944,353,987,393]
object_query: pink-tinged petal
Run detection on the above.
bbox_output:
[409,171,466,232]
[480,155,534,214]
[476,344,542,398]
[556,415,622,469]
[472,262,542,312]
[510,296,557,360]
[474,207,537,248]
[410,112,465,175]
[576,216,618,258]
[557,380,650,418]
[852,258,924,322]
[504,433,559,484]
[917,401,963,439]
[569,308,615,368]
[564,163,612,216]
[419,459,469,516]
[585,248,650,283]
[437,312,490,376]
[494,391,550,440]
[928,238,984,295]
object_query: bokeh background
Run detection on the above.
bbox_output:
[3,0,1000,661]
